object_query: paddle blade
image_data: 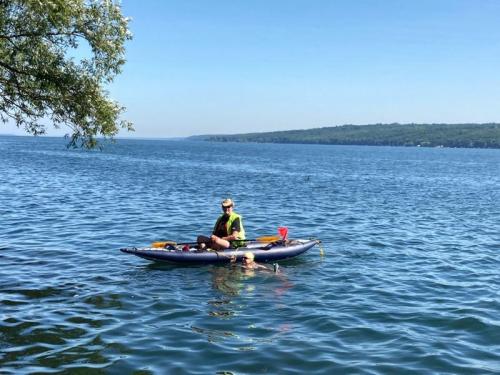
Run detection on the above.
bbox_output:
[256,235,281,243]
[151,241,177,248]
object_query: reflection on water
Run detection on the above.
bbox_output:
[189,264,297,348]
[191,325,238,344]
[211,266,244,296]
[210,264,292,298]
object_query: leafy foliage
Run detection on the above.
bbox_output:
[0,0,133,148]
[202,123,500,149]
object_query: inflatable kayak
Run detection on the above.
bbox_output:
[120,239,320,265]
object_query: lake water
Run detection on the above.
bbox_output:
[1,135,499,374]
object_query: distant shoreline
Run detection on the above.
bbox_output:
[3,123,500,149]
[190,123,500,149]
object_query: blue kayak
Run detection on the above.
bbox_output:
[120,239,320,265]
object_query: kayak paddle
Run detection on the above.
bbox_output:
[151,235,281,249]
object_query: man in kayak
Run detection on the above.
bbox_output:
[197,198,246,250]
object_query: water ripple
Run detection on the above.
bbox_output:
[1,137,499,373]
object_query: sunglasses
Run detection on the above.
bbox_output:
[222,205,233,210]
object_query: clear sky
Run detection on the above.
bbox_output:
[3,0,500,138]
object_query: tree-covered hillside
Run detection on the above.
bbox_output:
[196,123,500,148]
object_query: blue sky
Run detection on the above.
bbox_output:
[3,0,500,138]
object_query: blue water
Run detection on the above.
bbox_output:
[1,135,499,374]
